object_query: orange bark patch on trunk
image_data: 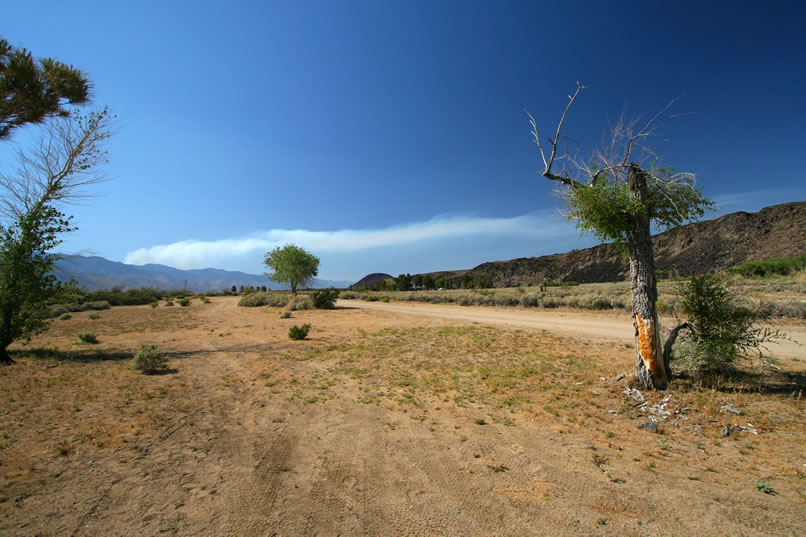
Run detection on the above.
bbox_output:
[635,313,658,375]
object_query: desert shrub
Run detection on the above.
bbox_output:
[200,296,210,303]
[165,300,174,307]
[280,310,292,319]
[84,287,166,306]
[565,295,581,308]
[88,313,101,320]
[288,323,311,340]
[59,313,72,320]
[776,301,806,319]
[238,292,290,307]
[49,300,111,317]
[77,331,98,344]
[380,296,391,303]
[150,302,158,308]
[590,296,613,310]
[340,292,358,299]
[611,296,628,309]
[521,295,540,308]
[290,297,312,311]
[311,288,340,309]
[178,298,191,307]
[494,295,520,307]
[132,345,168,373]
[49,305,70,317]
[671,274,785,374]
[364,295,379,302]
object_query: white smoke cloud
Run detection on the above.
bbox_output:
[123,212,575,271]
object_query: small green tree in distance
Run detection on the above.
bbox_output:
[263,244,320,295]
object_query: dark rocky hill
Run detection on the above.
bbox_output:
[352,273,394,288]
[422,201,806,287]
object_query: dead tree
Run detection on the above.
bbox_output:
[528,84,711,389]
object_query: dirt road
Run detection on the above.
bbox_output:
[340,299,805,359]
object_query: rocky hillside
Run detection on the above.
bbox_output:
[424,201,806,287]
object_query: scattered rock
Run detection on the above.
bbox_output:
[623,387,646,405]
[720,404,744,416]
[638,422,659,433]
[721,426,732,437]
[615,374,625,382]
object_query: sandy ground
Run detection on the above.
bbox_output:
[1,297,804,537]
[341,299,806,359]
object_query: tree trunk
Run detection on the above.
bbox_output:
[0,345,15,365]
[626,165,667,390]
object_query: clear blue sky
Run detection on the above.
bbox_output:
[3,0,805,282]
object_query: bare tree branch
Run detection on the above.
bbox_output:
[527,83,587,188]
[0,108,115,221]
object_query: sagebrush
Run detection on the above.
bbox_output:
[132,344,168,373]
[288,323,311,340]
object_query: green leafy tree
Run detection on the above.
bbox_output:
[263,244,319,295]
[0,109,113,364]
[529,84,712,389]
[395,273,412,291]
[1,38,90,141]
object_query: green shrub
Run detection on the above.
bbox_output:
[178,298,191,307]
[380,296,390,303]
[280,310,292,319]
[288,323,311,340]
[340,292,358,299]
[77,331,98,344]
[237,292,290,307]
[59,312,72,320]
[311,288,340,309]
[728,254,806,278]
[672,274,785,374]
[365,295,379,302]
[88,313,101,320]
[150,302,158,308]
[132,345,168,373]
[49,300,111,318]
[165,300,174,307]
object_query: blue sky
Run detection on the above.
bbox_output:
[3,1,805,282]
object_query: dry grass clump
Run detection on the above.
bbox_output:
[238,292,291,308]
[349,272,805,317]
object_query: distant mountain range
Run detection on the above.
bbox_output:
[52,256,352,292]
